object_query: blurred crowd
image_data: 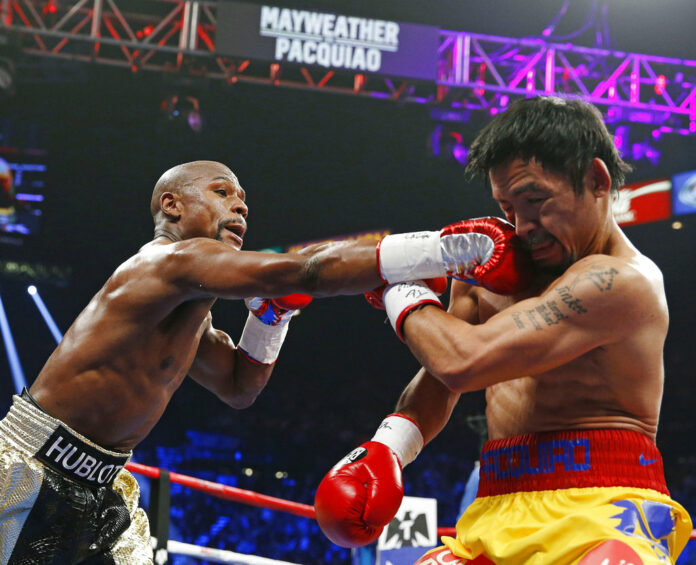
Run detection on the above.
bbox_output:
[132,426,696,565]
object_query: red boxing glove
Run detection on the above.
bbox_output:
[365,277,448,310]
[271,293,313,311]
[441,217,532,294]
[245,294,313,326]
[377,217,532,295]
[315,414,424,548]
[315,441,403,548]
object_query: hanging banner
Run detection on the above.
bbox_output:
[612,178,671,226]
[216,2,439,80]
[672,169,696,216]
[376,496,438,565]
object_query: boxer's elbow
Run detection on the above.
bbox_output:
[427,362,476,394]
[218,381,262,409]
[422,346,488,394]
[224,360,274,409]
[223,392,258,410]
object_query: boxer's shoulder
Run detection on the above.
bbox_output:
[545,253,658,295]
[537,253,668,333]
[124,238,231,281]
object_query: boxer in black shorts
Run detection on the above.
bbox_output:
[0,160,530,563]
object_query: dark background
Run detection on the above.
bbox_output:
[1,0,695,558]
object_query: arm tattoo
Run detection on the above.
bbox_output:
[555,286,587,314]
[516,300,567,331]
[301,255,321,291]
[535,301,568,325]
[584,266,619,291]
[509,264,619,330]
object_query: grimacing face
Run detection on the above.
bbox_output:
[490,158,604,271]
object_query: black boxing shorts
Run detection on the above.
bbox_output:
[0,390,153,564]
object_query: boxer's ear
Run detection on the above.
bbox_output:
[589,158,612,198]
[160,192,182,221]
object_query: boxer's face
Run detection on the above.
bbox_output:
[179,164,248,249]
[490,158,604,271]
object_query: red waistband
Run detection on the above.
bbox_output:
[477,429,669,497]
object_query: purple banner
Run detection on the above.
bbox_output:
[216,2,439,80]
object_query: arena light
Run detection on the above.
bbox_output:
[631,140,661,166]
[42,0,58,15]
[0,290,27,393]
[430,125,469,166]
[613,125,629,156]
[27,284,63,344]
[161,95,203,133]
[654,74,667,96]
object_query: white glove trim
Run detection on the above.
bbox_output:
[383,281,443,341]
[371,414,424,467]
[237,312,290,364]
[378,231,446,284]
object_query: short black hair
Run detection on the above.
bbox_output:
[465,96,632,194]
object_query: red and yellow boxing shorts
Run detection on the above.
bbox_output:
[416,429,692,564]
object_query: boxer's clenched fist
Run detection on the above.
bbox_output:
[364,277,448,311]
[314,441,403,548]
[315,414,424,548]
[238,293,312,364]
[378,217,532,295]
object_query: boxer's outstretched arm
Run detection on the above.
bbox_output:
[166,238,383,300]
[399,255,666,393]
[159,216,531,301]
[188,314,273,409]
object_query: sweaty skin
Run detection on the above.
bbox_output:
[30,161,383,451]
[395,157,667,443]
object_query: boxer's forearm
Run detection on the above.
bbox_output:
[394,368,460,446]
[189,327,273,409]
[297,240,383,296]
[226,351,274,409]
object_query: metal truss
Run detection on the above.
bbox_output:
[437,30,696,134]
[1,0,695,134]
[0,0,432,101]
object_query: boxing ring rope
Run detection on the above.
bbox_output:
[125,461,696,563]
[127,462,315,519]
[155,539,303,565]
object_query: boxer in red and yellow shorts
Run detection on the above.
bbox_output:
[416,430,692,565]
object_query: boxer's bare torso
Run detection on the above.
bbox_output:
[31,240,218,451]
[397,157,668,445]
[470,244,666,441]
[29,161,383,452]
